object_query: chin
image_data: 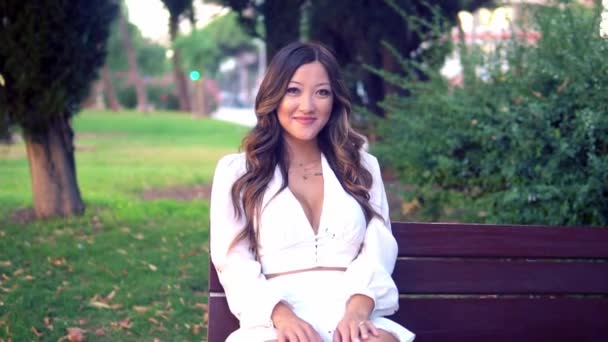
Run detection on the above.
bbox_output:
[289,131,320,142]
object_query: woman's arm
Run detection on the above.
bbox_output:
[341,152,399,317]
[210,154,283,328]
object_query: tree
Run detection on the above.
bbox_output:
[104,10,171,110]
[118,4,148,112]
[214,0,492,117]
[101,64,123,111]
[212,0,304,63]
[175,12,256,78]
[160,0,195,112]
[0,0,118,218]
[307,0,493,117]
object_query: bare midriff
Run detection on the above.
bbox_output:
[265,266,347,279]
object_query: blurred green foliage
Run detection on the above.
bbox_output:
[175,12,257,79]
[374,2,608,225]
[0,0,118,131]
[106,19,170,77]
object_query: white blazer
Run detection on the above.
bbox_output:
[210,151,399,329]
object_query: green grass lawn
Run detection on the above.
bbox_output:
[0,110,248,341]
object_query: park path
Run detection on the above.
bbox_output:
[211,106,256,127]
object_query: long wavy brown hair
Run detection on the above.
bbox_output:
[230,41,381,254]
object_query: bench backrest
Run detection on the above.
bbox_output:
[207,222,608,342]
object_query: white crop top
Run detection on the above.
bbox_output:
[210,151,399,328]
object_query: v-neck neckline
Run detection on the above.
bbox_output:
[286,153,328,236]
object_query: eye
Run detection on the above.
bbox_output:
[285,87,300,95]
[317,89,332,97]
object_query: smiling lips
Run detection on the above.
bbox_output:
[293,116,317,124]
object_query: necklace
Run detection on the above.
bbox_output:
[289,161,323,181]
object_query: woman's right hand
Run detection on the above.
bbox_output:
[271,301,323,342]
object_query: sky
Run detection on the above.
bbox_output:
[124,0,227,45]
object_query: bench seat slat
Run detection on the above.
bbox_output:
[394,223,608,258]
[393,258,608,294]
[392,297,608,342]
[208,295,608,342]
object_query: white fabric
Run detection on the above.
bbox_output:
[210,151,415,341]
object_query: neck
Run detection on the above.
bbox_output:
[283,137,321,165]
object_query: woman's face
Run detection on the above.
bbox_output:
[277,61,333,144]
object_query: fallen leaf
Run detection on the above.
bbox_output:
[153,338,162,342]
[24,275,35,281]
[203,312,209,325]
[78,319,88,325]
[120,227,131,233]
[192,324,200,335]
[116,249,128,255]
[13,268,24,276]
[111,318,132,329]
[94,328,106,336]
[105,290,116,302]
[0,261,11,267]
[31,326,43,337]
[133,233,144,240]
[89,300,112,309]
[49,257,67,266]
[148,317,160,325]
[58,327,87,342]
[195,303,208,312]
[133,305,149,313]
[158,313,170,322]
[148,264,157,271]
[1,274,10,281]
[44,317,53,330]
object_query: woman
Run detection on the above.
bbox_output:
[210,42,415,342]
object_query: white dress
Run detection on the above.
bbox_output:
[210,151,415,342]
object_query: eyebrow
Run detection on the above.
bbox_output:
[289,81,331,87]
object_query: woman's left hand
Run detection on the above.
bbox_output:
[333,294,380,342]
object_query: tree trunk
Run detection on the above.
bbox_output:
[169,15,191,112]
[118,11,148,112]
[101,65,122,111]
[24,115,85,218]
[1,113,13,144]
[262,0,303,62]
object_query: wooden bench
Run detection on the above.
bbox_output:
[208,222,608,341]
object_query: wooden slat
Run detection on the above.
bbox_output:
[207,295,608,342]
[393,222,608,258]
[392,297,608,342]
[208,295,239,342]
[392,258,608,294]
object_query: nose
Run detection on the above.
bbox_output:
[298,94,315,113]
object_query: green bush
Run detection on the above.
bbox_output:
[375,2,608,226]
[116,83,180,111]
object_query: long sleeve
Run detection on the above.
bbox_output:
[342,153,399,317]
[209,154,284,328]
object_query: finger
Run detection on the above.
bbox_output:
[337,324,350,342]
[277,330,287,342]
[333,327,342,342]
[285,331,298,342]
[358,322,370,340]
[349,322,360,342]
[366,321,380,337]
[301,324,319,342]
